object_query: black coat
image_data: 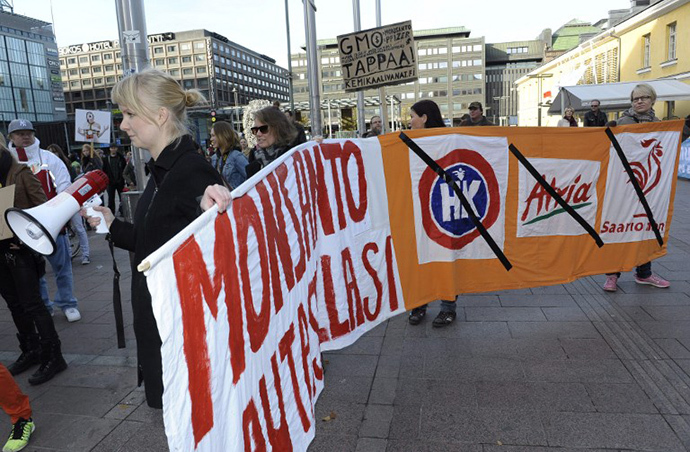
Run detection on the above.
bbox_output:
[109,135,223,408]
[103,152,127,187]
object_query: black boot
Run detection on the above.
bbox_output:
[28,339,67,385]
[7,333,41,376]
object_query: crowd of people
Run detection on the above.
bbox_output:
[2,74,690,451]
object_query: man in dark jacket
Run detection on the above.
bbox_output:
[102,143,127,213]
[583,99,607,127]
[460,102,494,126]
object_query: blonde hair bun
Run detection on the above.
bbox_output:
[184,90,205,108]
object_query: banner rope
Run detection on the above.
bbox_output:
[605,127,664,247]
[508,143,604,248]
[398,132,512,271]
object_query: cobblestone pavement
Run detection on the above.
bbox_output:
[3,180,690,451]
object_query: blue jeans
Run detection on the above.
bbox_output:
[40,234,78,312]
[415,299,457,313]
[70,213,89,260]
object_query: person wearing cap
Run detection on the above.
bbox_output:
[460,102,494,126]
[6,119,81,323]
[102,143,127,215]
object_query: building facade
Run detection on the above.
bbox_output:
[59,29,289,116]
[0,10,67,128]
[485,40,546,125]
[516,0,689,126]
[291,27,486,132]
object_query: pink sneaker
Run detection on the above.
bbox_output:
[603,275,618,292]
[634,274,670,288]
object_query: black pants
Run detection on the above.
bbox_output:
[107,183,124,213]
[0,246,58,341]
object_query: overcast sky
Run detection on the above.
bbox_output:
[19,0,631,68]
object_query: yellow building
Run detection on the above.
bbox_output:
[517,0,690,126]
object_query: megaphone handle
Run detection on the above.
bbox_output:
[86,207,109,234]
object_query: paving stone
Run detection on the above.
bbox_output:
[559,338,617,360]
[499,294,577,307]
[307,434,358,452]
[337,335,384,355]
[585,382,658,413]
[475,381,594,412]
[636,321,690,338]
[316,375,372,405]
[321,353,378,378]
[513,338,567,360]
[386,440,481,451]
[419,406,547,446]
[465,307,546,322]
[387,405,421,440]
[541,412,684,450]
[395,378,476,408]
[522,359,633,383]
[508,321,601,339]
[423,356,525,381]
[355,437,387,452]
[369,377,397,405]
[656,338,690,359]
[541,306,589,321]
[312,400,366,436]
[26,412,120,451]
[375,354,402,378]
[91,420,146,452]
[32,385,133,418]
[359,404,393,438]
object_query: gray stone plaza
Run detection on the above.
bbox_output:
[4,181,690,451]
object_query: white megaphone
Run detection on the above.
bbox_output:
[4,170,109,256]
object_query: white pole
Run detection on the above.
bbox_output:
[352,0,365,136]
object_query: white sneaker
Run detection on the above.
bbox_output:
[63,307,81,322]
[81,257,91,265]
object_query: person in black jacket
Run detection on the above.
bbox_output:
[246,106,297,178]
[583,99,607,127]
[102,143,127,213]
[87,69,231,409]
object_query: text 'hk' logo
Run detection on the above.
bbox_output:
[418,149,500,250]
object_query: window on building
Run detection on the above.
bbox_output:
[106,76,115,83]
[181,43,191,51]
[105,65,114,72]
[91,54,100,62]
[183,68,193,75]
[155,59,165,66]
[169,69,180,76]
[70,80,80,88]
[104,53,113,60]
[80,68,90,75]
[195,54,205,62]
[154,47,164,54]
[167,45,177,52]
[79,56,88,64]
[94,78,103,85]
[68,68,78,76]
[168,57,178,64]
[194,41,205,50]
[643,33,651,67]
[196,66,206,74]
[92,66,102,73]
[182,56,192,63]
[667,22,677,61]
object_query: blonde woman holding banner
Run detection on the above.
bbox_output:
[86,69,231,409]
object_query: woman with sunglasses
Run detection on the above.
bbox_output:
[86,69,231,409]
[246,106,297,178]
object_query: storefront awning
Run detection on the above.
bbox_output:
[547,79,690,115]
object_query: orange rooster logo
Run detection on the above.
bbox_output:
[628,139,664,195]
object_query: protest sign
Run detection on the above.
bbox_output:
[75,109,111,143]
[338,20,417,92]
[142,120,685,450]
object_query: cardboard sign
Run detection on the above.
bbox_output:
[142,121,685,451]
[0,185,16,241]
[75,109,111,143]
[338,20,417,92]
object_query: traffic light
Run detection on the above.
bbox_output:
[211,110,216,122]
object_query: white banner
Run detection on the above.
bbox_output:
[75,109,111,143]
[601,131,678,243]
